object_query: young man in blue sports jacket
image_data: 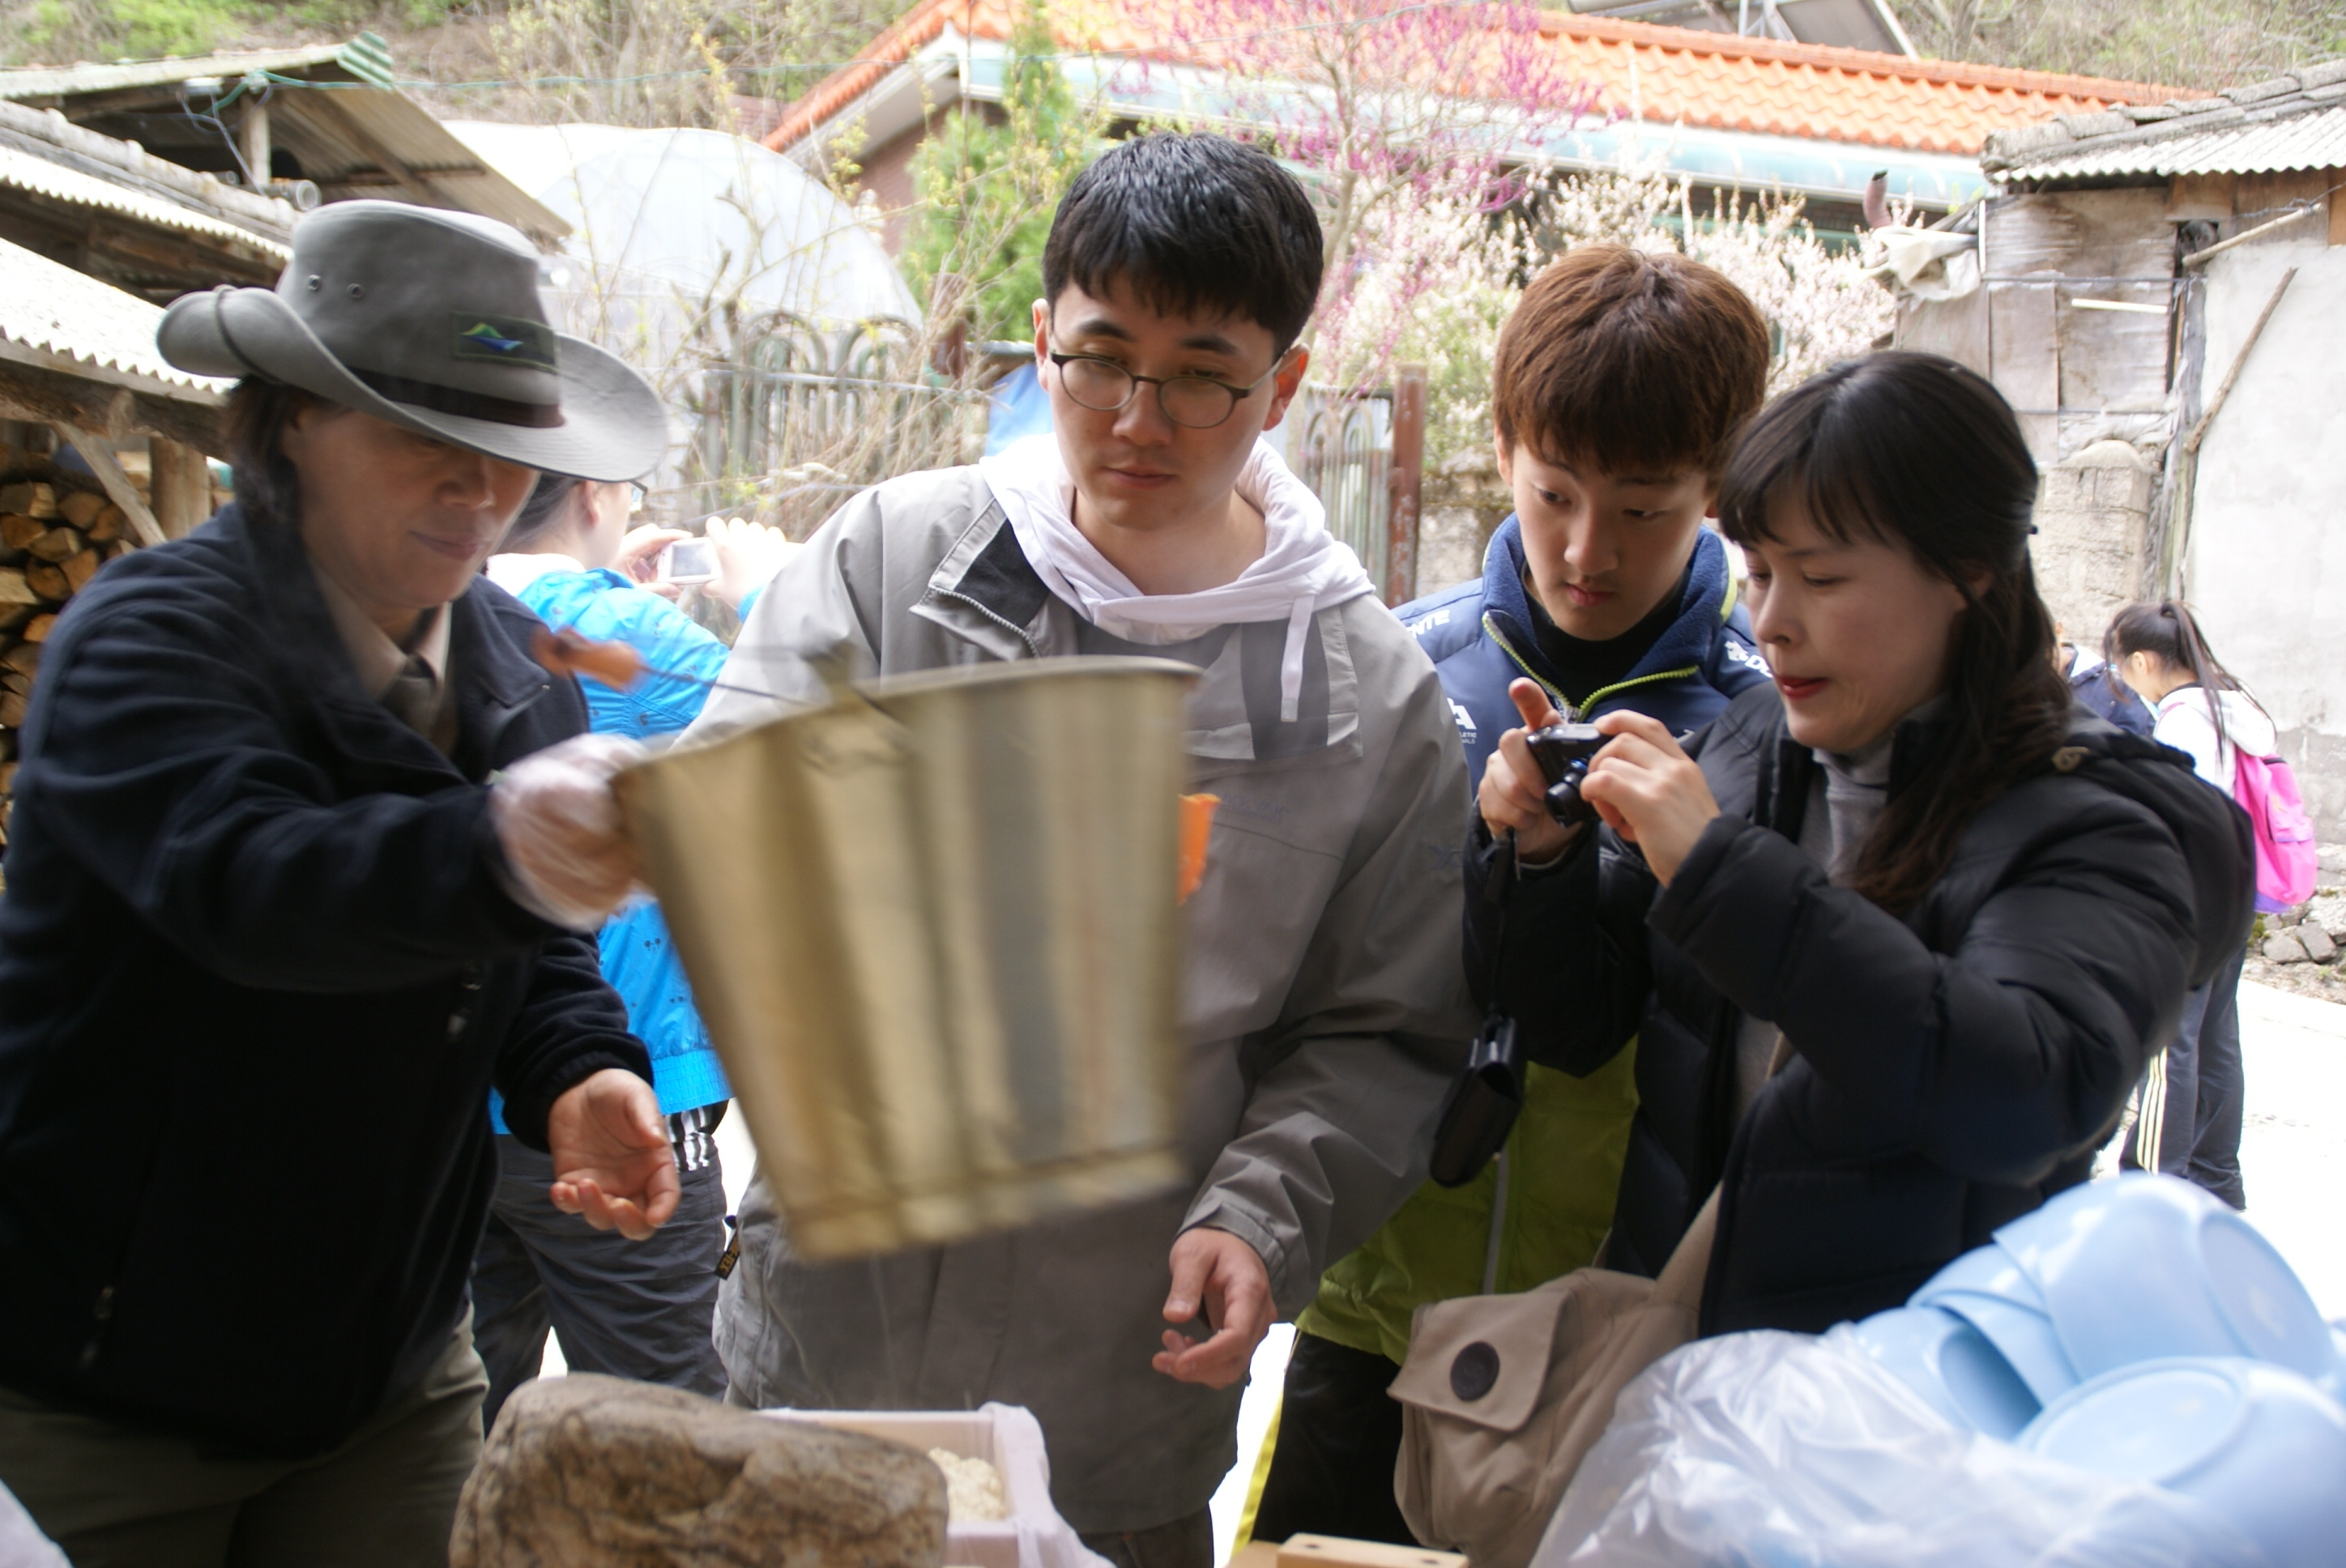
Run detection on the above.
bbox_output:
[1252,244,1776,1543]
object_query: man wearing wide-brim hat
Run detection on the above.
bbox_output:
[0,201,673,1565]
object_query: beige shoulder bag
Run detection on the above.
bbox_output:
[1390,1040,1785,1568]
[1388,1190,1717,1568]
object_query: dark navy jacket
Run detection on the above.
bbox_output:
[1396,519,1771,789]
[0,504,649,1458]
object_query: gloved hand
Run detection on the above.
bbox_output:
[491,732,647,930]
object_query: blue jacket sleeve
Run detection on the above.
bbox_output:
[523,572,727,739]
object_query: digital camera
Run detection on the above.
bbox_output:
[1524,722,1605,828]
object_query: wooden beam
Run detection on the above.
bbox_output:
[50,422,166,546]
[0,351,226,453]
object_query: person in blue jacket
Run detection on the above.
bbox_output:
[473,476,788,1425]
[1254,245,1776,1544]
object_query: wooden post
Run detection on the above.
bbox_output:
[148,436,213,538]
[1384,364,1427,607]
[2162,265,2295,594]
[239,92,271,188]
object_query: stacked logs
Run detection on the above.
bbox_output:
[0,457,143,858]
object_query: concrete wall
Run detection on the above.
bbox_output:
[2186,241,2346,837]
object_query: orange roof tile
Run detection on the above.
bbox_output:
[766,0,2188,159]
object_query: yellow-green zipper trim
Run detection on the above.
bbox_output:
[1482,611,1700,721]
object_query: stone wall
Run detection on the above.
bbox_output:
[2029,438,2153,645]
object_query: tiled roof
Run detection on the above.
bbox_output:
[766,0,2182,158]
[1984,59,2346,178]
[0,235,231,398]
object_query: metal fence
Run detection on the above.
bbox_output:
[1290,388,1394,590]
[689,313,980,535]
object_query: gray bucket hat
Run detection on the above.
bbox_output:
[160,200,665,481]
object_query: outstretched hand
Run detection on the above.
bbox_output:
[1152,1227,1274,1388]
[547,1067,678,1240]
[1577,710,1721,885]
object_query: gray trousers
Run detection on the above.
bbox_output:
[2123,944,2248,1208]
[470,1131,728,1430]
[0,1323,483,1568]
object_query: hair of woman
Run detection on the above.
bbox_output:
[505,473,584,552]
[1717,349,2075,913]
[224,376,324,525]
[2105,600,2251,752]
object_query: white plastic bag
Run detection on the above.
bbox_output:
[0,1481,67,1568]
[1533,1329,2268,1568]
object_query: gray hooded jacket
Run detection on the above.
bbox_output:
[692,462,1475,1532]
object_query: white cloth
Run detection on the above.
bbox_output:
[2153,685,2276,792]
[485,551,586,595]
[976,434,1375,722]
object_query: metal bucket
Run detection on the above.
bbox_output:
[613,656,1196,1260]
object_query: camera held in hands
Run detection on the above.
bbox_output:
[1525,722,1604,827]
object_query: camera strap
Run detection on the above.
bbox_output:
[1427,829,1531,1187]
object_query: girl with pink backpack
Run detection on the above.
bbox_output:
[2107,600,2305,1208]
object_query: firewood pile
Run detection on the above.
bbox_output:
[0,446,147,856]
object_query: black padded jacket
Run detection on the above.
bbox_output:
[0,504,650,1457]
[1464,684,2253,1334]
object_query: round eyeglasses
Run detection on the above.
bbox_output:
[1047,348,1284,430]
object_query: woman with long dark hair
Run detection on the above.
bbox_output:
[2105,600,2267,1208]
[1467,351,2253,1330]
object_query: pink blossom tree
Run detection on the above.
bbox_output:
[1115,0,1597,394]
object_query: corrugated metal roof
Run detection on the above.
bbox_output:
[0,38,566,242]
[1985,62,2346,177]
[0,143,288,259]
[0,96,297,243]
[0,44,348,102]
[0,235,230,399]
[2006,106,2346,178]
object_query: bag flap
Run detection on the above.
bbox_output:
[1391,1275,1634,1435]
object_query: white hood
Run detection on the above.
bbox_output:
[977,433,1375,722]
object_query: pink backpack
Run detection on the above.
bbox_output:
[2234,747,2318,913]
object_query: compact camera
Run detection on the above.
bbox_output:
[659,537,718,586]
[1524,722,1605,828]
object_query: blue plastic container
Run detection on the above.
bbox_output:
[2020,1356,2346,1568]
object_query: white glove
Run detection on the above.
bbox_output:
[490,732,647,931]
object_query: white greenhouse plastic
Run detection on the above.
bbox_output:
[446,121,919,366]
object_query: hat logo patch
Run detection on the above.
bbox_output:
[450,313,556,371]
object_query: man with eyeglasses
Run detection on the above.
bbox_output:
[665,132,1476,1568]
